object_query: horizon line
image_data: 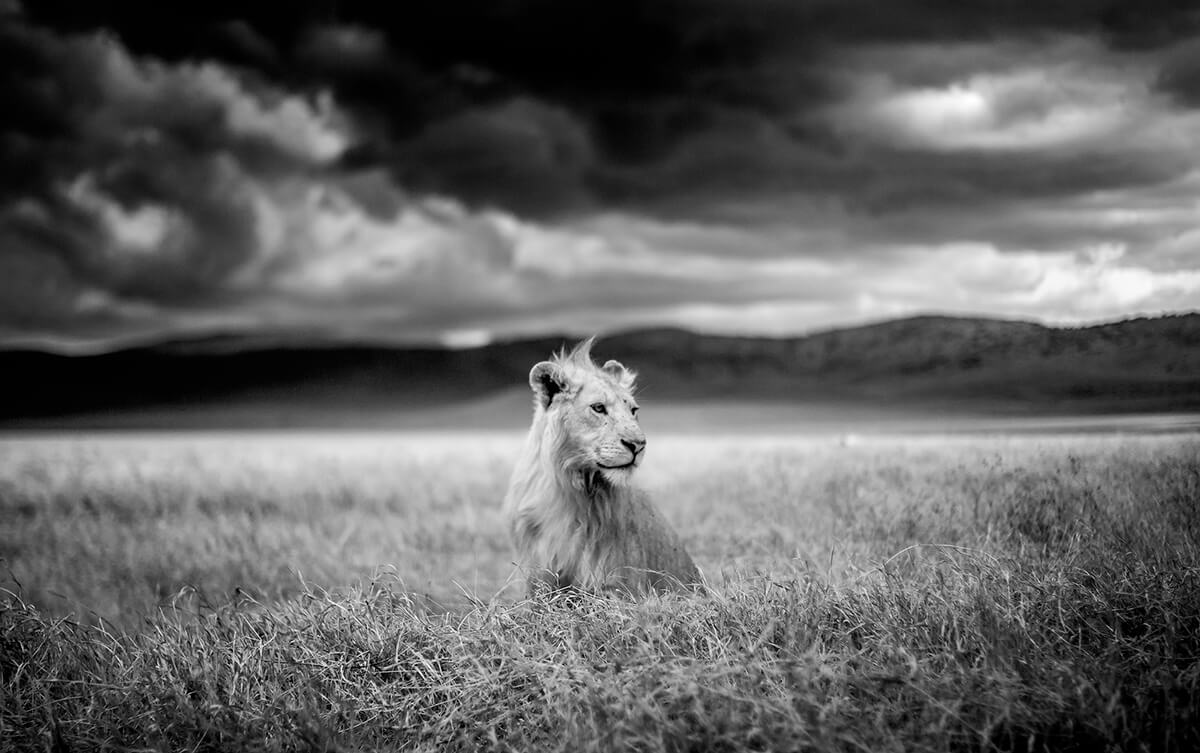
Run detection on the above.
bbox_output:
[3,309,1197,357]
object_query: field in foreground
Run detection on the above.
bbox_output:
[2,431,1198,751]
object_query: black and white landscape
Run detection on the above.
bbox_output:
[2,3,1199,752]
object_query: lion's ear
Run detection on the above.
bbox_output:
[602,359,637,389]
[529,361,568,409]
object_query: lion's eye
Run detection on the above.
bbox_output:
[590,403,607,415]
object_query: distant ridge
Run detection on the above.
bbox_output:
[2,313,1198,426]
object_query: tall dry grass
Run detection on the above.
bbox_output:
[2,431,1198,750]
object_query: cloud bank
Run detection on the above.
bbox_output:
[1,2,1198,350]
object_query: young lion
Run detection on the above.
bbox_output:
[502,337,703,596]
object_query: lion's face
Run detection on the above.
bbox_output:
[529,351,645,485]
[558,378,644,483]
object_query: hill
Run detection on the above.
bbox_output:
[2,314,1198,427]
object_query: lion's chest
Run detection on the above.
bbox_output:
[515,490,631,590]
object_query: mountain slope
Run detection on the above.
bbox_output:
[2,314,1198,425]
[604,315,1200,404]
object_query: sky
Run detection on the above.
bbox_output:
[1,0,1199,351]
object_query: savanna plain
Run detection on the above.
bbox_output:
[1,426,1198,752]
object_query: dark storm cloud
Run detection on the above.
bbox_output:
[10,0,1200,220]
[339,0,1200,220]
[210,20,281,70]
[1157,37,1200,106]
[0,18,339,191]
[0,12,348,321]
[394,98,597,216]
[2,1,1199,349]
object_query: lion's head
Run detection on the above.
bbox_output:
[528,337,645,487]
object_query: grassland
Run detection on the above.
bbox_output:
[2,430,1198,751]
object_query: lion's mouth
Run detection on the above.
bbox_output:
[597,452,640,470]
[597,461,636,470]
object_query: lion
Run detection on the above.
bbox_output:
[502,337,703,597]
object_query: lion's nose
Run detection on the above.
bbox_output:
[621,438,645,456]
